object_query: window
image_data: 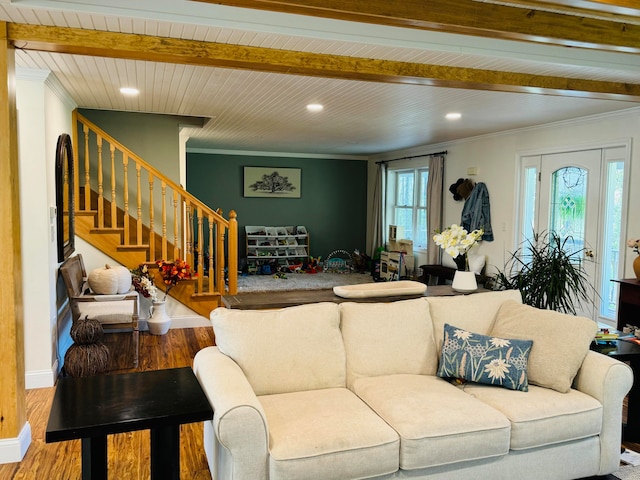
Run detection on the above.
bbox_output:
[386,168,429,250]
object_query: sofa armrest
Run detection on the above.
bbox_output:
[573,350,633,475]
[193,346,269,480]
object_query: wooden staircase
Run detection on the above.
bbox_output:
[70,110,238,319]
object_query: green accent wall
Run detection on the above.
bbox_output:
[186,153,368,262]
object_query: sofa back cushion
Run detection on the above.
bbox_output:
[427,290,523,357]
[211,302,346,395]
[490,300,598,393]
[340,298,438,389]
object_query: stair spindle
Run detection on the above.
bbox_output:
[83,123,90,211]
[110,143,117,228]
[123,155,130,244]
[96,136,104,228]
[197,207,204,294]
[208,215,214,294]
[149,173,155,259]
[186,202,194,270]
[136,162,143,246]
[216,209,225,295]
[161,181,167,261]
[173,189,180,260]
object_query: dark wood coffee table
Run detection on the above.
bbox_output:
[46,367,213,480]
[592,338,640,442]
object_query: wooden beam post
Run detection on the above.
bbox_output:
[0,21,29,460]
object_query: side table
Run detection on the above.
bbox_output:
[46,367,213,480]
[592,338,640,442]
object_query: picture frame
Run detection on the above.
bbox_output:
[243,166,301,198]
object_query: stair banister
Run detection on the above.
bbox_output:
[71,110,238,306]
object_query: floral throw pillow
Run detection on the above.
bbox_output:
[437,323,533,392]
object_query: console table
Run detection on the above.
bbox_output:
[612,278,640,331]
[46,367,213,480]
[591,338,640,442]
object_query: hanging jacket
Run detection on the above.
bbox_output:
[461,182,494,241]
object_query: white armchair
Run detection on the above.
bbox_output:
[60,254,139,368]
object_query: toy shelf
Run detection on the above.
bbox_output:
[245,225,309,274]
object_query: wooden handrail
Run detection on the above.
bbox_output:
[71,109,238,296]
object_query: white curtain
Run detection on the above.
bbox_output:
[426,154,444,264]
[370,162,386,257]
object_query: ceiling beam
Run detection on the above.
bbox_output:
[194,0,640,53]
[8,23,640,101]
[497,0,640,18]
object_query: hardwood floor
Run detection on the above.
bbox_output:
[0,327,215,480]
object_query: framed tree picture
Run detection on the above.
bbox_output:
[243,167,301,198]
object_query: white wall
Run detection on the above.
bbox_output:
[17,69,76,389]
[369,107,640,280]
[16,72,207,387]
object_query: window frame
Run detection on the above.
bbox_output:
[385,166,429,251]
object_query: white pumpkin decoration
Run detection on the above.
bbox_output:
[88,264,132,295]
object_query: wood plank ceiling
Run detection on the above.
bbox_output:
[1,0,639,155]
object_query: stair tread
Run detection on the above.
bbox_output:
[118,244,150,250]
[90,227,124,234]
[191,292,222,298]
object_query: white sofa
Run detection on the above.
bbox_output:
[193,290,633,480]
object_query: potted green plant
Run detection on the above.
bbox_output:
[491,231,596,315]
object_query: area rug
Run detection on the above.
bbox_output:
[614,465,640,480]
[237,272,375,293]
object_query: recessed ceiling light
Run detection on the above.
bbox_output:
[120,87,139,95]
[306,103,324,112]
[446,112,462,120]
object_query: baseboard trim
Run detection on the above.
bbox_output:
[170,315,211,329]
[25,360,58,389]
[0,422,32,464]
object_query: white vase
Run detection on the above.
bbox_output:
[148,300,171,335]
[452,270,477,293]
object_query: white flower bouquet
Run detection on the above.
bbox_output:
[433,224,483,270]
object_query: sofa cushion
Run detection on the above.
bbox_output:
[340,298,438,388]
[259,388,399,480]
[490,300,598,393]
[352,374,511,470]
[210,302,346,395]
[437,323,533,391]
[427,290,523,357]
[460,383,602,449]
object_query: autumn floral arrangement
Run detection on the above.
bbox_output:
[433,224,484,271]
[130,264,158,302]
[628,238,640,256]
[157,259,195,301]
